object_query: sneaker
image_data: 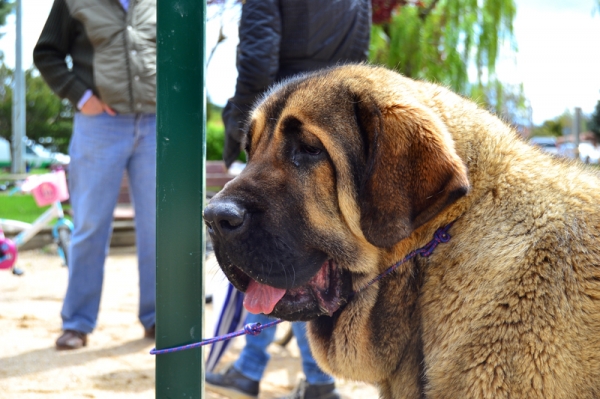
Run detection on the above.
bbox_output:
[205,364,259,399]
[277,379,340,399]
[56,330,87,350]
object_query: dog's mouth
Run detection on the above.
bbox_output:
[227,259,350,321]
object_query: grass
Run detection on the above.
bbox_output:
[0,169,70,223]
[0,193,71,224]
[0,168,50,179]
[0,193,55,223]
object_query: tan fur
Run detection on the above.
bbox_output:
[219,64,600,398]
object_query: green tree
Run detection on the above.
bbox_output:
[0,62,13,141]
[588,100,600,142]
[531,119,563,138]
[531,110,579,139]
[0,65,73,153]
[472,81,529,129]
[0,0,14,58]
[0,0,13,29]
[370,0,517,112]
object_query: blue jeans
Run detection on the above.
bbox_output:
[61,112,156,333]
[234,313,335,385]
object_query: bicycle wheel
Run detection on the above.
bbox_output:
[56,226,71,267]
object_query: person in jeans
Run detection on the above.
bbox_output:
[207,314,339,399]
[206,1,371,396]
[33,0,157,350]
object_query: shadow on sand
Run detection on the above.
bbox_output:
[0,338,153,391]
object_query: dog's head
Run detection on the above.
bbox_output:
[203,65,469,321]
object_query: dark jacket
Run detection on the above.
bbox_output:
[223,0,372,167]
[33,0,156,114]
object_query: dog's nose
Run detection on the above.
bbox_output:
[203,200,248,237]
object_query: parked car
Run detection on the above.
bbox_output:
[557,142,600,164]
[0,137,70,169]
[529,136,558,155]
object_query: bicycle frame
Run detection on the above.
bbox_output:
[10,201,73,248]
[1,171,73,274]
[1,200,74,274]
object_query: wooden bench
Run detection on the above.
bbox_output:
[4,162,236,250]
[206,160,235,188]
[114,160,236,219]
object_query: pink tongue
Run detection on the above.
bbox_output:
[244,280,287,315]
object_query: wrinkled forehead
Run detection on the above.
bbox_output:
[245,73,352,152]
[246,82,297,150]
[246,76,310,148]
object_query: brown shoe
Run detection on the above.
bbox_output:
[144,324,155,339]
[56,330,87,350]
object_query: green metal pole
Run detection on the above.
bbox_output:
[156,0,206,398]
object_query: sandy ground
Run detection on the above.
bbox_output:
[0,245,379,399]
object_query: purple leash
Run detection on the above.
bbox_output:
[150,222,454,355]
[150,319,283,355]
[348,221,454,298]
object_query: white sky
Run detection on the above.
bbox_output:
[0,0,598,125]
[496,0,600,124]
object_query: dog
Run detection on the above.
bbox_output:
[203,64,600,398]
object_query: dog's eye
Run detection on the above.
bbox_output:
[290,140,326,167]
[300,144,322,156]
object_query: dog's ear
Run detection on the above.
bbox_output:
[355,97,470,248]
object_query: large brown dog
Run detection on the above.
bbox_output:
[203,64,600,398]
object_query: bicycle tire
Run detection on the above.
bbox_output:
[56,226,71,267]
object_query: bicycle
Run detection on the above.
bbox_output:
[0,170,73,275]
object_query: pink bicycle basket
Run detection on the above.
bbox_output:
[28,170,70,207]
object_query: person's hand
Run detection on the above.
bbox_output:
[80,95,117,116]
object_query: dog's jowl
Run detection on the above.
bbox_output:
[203,64,600,399]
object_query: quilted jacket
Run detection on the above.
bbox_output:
[34,0,156,114]
[223,0,372,167]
